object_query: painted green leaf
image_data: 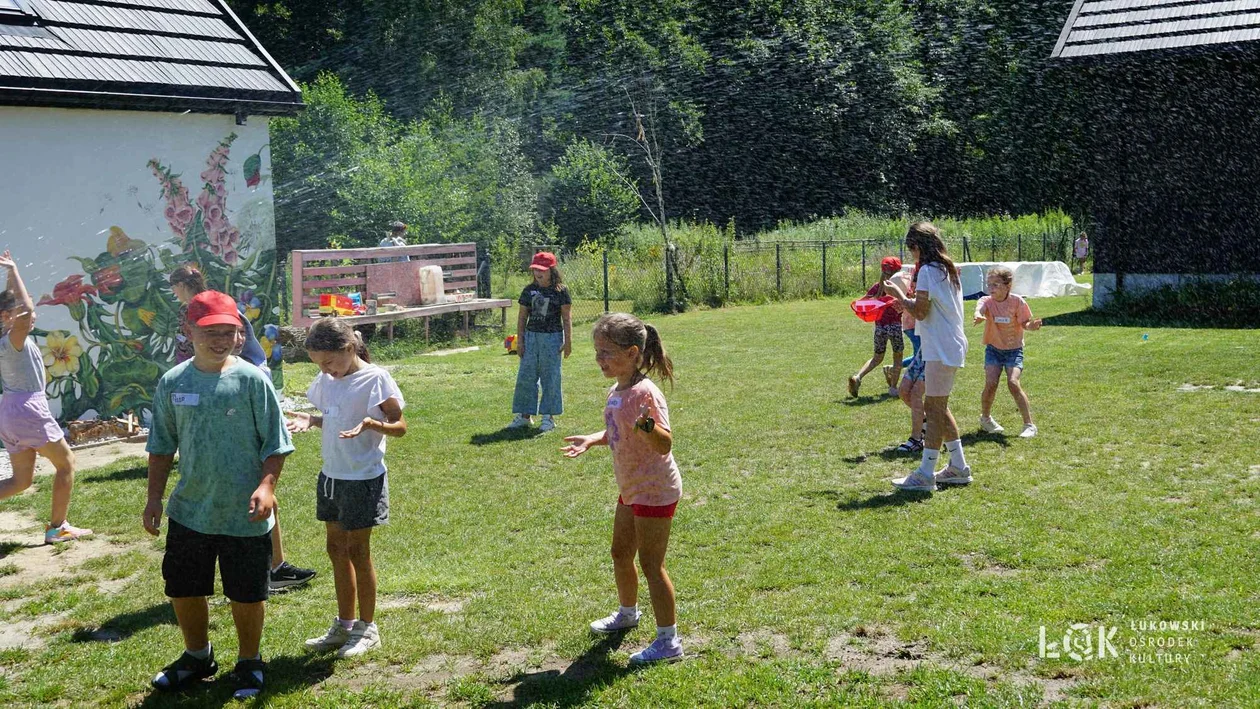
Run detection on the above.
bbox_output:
[78,352,100,399]
[68,256,100,273]
[185,212,208,252]
[100,357,161,390]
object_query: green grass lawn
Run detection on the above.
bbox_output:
[1,290,1258,707]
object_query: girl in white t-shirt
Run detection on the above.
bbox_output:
[883,222,971,492]
[286,318,406,658]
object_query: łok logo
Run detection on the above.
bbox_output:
[1039,623,1119,661]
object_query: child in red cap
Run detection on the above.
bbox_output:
[509,251,572,432]
[848,256,905,397]
[144,290,294,699]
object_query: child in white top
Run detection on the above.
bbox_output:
[286,318,406,658]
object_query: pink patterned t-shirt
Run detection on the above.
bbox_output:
[604,378,682,507]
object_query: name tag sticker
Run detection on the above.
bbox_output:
[608,397,623,409]
[994,317,1012,324]
[171,393,200,406]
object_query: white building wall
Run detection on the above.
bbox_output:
[0,106,279,421]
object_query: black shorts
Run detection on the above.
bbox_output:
[315,472,390,531]
[162,518,272,603]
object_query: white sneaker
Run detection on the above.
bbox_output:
[629,636,684,664]
[979,416,1004,434]
[892,471,936,492]
[590,610,640,634]
[539,416,556,432]
[337,621,380,658]
[1019,423,1038,438]
[934,465,973,485]
[508,414,530,429]
[305,620,351,651]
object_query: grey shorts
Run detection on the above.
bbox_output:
[316,472,390,530]
[873,324,904,356]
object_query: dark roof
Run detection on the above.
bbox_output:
[1053,0,1260,59]
[0,0,302,114]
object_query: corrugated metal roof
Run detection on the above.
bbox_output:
[0,0,301,113]
[1054,0,1260,58]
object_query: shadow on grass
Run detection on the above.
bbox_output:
[842,432,1007,465]
[487,633,632,708]
[470,427,546,446]
[836,395,896,408]
[132,652,338,708]
[806,488,934,511]
[1041,310,1255,330]
[81,464,148,484]
[0,540,39,559]
[72,602,177,644]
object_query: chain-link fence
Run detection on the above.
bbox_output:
[491,229,1074,320]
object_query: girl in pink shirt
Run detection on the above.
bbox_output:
[561,313,683,664]
[973,267,1043,438]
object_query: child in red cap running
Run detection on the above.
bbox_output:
[848,256,905,398]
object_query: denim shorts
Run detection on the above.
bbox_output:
[985,345,1025,371]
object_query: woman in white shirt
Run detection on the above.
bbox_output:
[883,222,972,491]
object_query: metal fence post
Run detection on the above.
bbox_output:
[991,237,996,262]
[861,241,867,287]
[723,244,730,301]
[665,246,674,313]
[963,236,970,262]
[1018,234,1023,261]
[1041,233,1047,261]
[821,243,828,295]
[602,249,610,313]
[775,243,782,294]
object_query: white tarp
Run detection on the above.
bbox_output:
[901,261,1091,300]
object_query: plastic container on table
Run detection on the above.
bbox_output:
[418,265,445,305]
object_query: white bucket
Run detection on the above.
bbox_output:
[418,265,445,305]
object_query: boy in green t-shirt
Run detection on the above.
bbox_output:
[143,290,294,699]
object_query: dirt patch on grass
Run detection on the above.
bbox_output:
[736,629,795,658]
[957,552,1021,577]
[377,592,478,615]
[824,625,1083,705]
[0,612,68,650]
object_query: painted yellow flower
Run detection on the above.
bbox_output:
[138,308,157,327]
[245,306,261,322]
[258,336,274,359]
[43,331,83,378]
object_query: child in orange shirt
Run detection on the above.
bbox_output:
[973,267,1043,438]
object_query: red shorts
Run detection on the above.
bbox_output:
[618,496,678,518]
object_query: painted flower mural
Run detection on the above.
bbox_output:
[36,133,279,422]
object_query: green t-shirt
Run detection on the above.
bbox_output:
[147,358,294,537]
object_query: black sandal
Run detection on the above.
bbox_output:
[152,650,218,692]
[896,438,924,453]
[231,658,266,699]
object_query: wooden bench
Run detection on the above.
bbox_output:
[291,242,512,342]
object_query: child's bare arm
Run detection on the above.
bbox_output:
[143,454,175,535]
[340,397,406,438]
[249,454,287,522]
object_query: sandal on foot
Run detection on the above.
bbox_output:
[231,658,266,700]
[152,650,217,692]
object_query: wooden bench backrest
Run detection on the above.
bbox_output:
[291,242,479,327]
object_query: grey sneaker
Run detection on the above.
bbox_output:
[590,610,640,634]
[305,620,351,652]
[934,465,973,485]
[629,636,684,664]
[892,470,937,492]
[337,621,380,658]
[508,414,531,429]
[539,415,556,432]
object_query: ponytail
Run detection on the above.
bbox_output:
[641,324,674,386]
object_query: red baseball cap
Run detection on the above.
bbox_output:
[187,290,242,328]
[530,251,558,271]
[881,256,903,271]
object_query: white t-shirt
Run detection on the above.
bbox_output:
[306,364,405,480]
[914,263,968,367]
